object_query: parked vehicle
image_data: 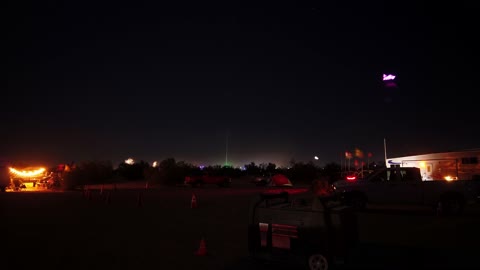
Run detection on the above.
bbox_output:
[251,174,271,186]
[333,166,480,215]
[386,148,480,181]
[248,190,358,270]
[184,173,231,187]
[0,161,11,192]
[251,174,293,187]
[340,169,374,181]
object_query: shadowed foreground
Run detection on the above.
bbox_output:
[2,185,480,270]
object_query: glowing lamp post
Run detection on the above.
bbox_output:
[125,158,135,165]
[313,156,320,168]
[383,73,397,88]
[383,74,396,81]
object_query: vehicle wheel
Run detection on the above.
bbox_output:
[308,253,329,270]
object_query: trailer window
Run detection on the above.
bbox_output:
[461,157,478,164]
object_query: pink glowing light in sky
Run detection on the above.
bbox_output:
[383,74,396,81]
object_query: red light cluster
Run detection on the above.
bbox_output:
[346,176,356,181]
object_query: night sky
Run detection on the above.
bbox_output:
[4,1,478,168]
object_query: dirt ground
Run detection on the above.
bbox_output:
[2,181,480,270]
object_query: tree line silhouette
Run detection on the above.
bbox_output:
[61,158,384,190]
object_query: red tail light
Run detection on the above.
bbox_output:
[346,175,356,181]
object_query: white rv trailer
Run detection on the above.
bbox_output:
[385,149,480,181]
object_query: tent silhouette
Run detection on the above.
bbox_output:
[270,174,293,186]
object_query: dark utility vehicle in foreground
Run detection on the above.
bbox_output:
[248,190,358,270]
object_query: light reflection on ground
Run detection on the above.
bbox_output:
[5,182,58,192]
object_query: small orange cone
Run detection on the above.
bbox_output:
[191,193,197,208]
[137,192,143,207]
[194,237,208,256]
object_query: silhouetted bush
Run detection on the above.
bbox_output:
[62,160,114,190]
[143,166,161,184]
[202,165,242,178]
[115,160,149,180]
[151,158,195,186]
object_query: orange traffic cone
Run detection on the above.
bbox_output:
[194,237,208,256]
[137,192,143,207]
[100,184,104,195]
[145,181,149,190]
[191,193,197,208]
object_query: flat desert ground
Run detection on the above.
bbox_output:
[2,180,480,270]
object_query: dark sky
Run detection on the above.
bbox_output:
[4,1,478,168]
